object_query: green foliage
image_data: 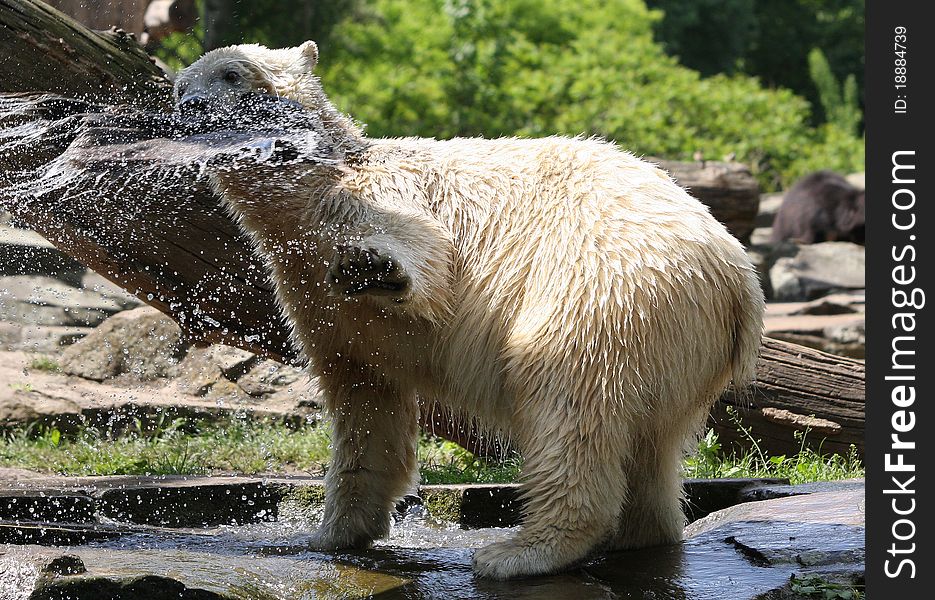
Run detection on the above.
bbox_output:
[808,48,861,135]
[790,575,864,599]
[646,0,757,76]
[685,408,864,484]
[318,0,861,190]
[650,0,864,126]
[418,436,522,484]
[29,356,61,373]
[152,30,205,72]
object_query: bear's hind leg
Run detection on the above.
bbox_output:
[311,359,419,549]
[612,424,700,551]
[472,409,629,579]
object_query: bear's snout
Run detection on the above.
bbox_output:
[178,94,214,115]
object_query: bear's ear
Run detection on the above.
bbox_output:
[298,41,319,71]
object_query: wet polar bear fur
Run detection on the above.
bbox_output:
[177,41,765,579]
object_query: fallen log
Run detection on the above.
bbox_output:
[714,338,865,457]
[0,0,170,106]
[0,0,860,458]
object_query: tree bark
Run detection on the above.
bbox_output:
[0,0,861,460]
[714,337,865,457]
[0,0,170,106]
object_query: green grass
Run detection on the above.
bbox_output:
[789,574,864,599]
[29,356,62,373]
[0,411,861,484]
[0,419,332,477]
[418,437,521,484]
[0,418,520,481]
[684,407,864,484]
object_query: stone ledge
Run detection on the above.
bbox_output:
[0,473,791,532]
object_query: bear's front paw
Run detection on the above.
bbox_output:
[306,528,373,551]
[327,245,411,300]
[472,540,561,580]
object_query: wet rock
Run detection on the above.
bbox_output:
[59,306,188,381]
[770,242,864,302]
[237,359,302,397]
[0,225,85,283]
[176,344,259,396]
[738,479,865,503]
[98,478,281,528]
[0,473,864,599]
[31,573,229,600]
[5,545,409,600]
[420,484,522,528]
[0,275,128,328]
[587,484,864,599]
[0,493,96,524]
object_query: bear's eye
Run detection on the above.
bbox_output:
[223,70,242,84]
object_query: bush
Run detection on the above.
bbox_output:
[318,0,862,190]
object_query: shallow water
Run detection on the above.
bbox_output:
[0,503,818,600]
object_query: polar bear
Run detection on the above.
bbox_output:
[175,41,765,579]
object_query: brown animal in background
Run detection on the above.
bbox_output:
[771,170,865,245]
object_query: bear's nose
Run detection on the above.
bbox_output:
[178,95,212,115]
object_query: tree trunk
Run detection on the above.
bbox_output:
[0,0,861,460]
[0,0,170,106]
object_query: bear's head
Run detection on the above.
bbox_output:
[174,41,322,114]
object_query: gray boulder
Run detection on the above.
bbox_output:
[60,306,188,381]
[770,242,864,302]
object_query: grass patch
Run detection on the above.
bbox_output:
[789,574,863,599]
[0,409,862,484]
[0,418,520,482]
[0,418,332,477]
[684,408,864,484]
[29,356,61,373]
[418,437,522,485]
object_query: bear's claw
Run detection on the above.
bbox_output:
[327,245,411,299]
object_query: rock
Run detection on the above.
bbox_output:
[745,247,773,300]
[0,471,864,600]
[59,307,188,381]
[0,224,85,283]
[790,291,864,315]
[845,172,865,190]
[2,323,93,352]
[176,345,259,396]
[749,227,772,246]
[756,192,784,228]
[738,479,865,503]
[236,359,302,397]
[0,350,318,433]
[764,295,865,357]
[3,544,408,600]
[0,275,129,328]
[769,242,864,302]
[582,484,865,599]
[655,159,761,244]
